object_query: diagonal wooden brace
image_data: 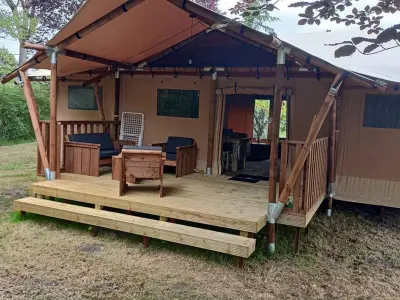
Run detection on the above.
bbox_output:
[272,72,345,219]
[20,72,50,178]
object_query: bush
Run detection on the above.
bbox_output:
[0,83,49,143]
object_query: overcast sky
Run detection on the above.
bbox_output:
[1,0,398,60]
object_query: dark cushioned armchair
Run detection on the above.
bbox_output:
[153,136,196,177]
[64,133,124,176]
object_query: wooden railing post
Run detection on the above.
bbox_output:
[327,98,337,216]
[268,46,289,254]
[272,73,344,220]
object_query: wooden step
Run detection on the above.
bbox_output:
[14,197,256,258]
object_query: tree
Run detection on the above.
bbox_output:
[230,0,278,34]
[253,104,269,142]
[0,46,17,76]
[0,0,84,65]
[231,0,400,57]
[193,0,220,13]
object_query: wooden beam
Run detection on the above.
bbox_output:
[19,72,50,171]
[207,80,217,173]
[15,197,257,258]
[327,97,337,216]
[273,73,345,219]
[22,42,47,51]
[1,52,47,84]
[49,53,58,179]
[63,50,134,70]
[93,82,105,120]
[82,72,111,88]
[114,71,121,120]
[267,55,285,253]
[55,0,145,50]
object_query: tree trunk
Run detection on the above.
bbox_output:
[19,42,28,66]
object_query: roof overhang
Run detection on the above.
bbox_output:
[0,0,392,90]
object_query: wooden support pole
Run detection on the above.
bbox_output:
[63,50,133,70]
[82,72,111,88]
[1,52,47,84]
[206,80,217,175]
[327,97,337,217]
[19,72,50,174]
[93,82,105,121]
[272,73,344,220]
[22,41,47,51]
[114,71,121,121]
[267,48,286,254]
[49,52,58,180]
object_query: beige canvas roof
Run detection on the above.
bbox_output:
[1,0,394,89]
[35,0,207,76]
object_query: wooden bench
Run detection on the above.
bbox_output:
[14,197,256,258]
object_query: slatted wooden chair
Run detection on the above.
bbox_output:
[119,148,164,197]
[152,136,196,177]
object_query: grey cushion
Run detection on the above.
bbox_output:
[99,149,120,159]
[68,133,115,150]
[165,136,194,154]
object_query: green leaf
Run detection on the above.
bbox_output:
[376,27,397,43]
[363,44,380,54]
[334,45,357,58]
[298,19,308,25]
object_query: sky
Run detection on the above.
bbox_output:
[1,0,398,60]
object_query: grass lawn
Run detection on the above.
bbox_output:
[0,142,399,299]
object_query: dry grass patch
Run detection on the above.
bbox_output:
[0,142,399,299]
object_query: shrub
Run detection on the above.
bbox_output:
[0,83,49,142]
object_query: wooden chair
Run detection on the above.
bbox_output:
[64,132,135,177]
[152,136,196,177]
[119,149,164,197]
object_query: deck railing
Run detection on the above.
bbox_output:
[279,137,329,215]
[37,120,121,176]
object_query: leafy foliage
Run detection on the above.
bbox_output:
[230,0,278,34]
[253,100,269,141]
[0,0,84,63]
[0,47,17,76]
[232,0,400,56]
[193,0,221,13]
[0,83,49,142]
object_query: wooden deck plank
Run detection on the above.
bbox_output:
[14,197,256,258]
[30,173,267,232]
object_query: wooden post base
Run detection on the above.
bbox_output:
[91,226,100,237]
[20,211,26,219]
[143,236,149,248]
[293,227,301,254]
[238,257,245,269]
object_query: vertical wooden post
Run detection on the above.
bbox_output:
[20,72,50,174]
[114,71,121,121]
[93,82,105,120]
[267,48,286,254]
[49,51,58,180]
[272,73,344,220]
[327,97,337,216]
[207,80,217,175]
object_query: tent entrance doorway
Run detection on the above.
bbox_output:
[221,94,288,178]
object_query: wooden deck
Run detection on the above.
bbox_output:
[30,173,268,233]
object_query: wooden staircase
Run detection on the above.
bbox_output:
[14,197,256,258]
